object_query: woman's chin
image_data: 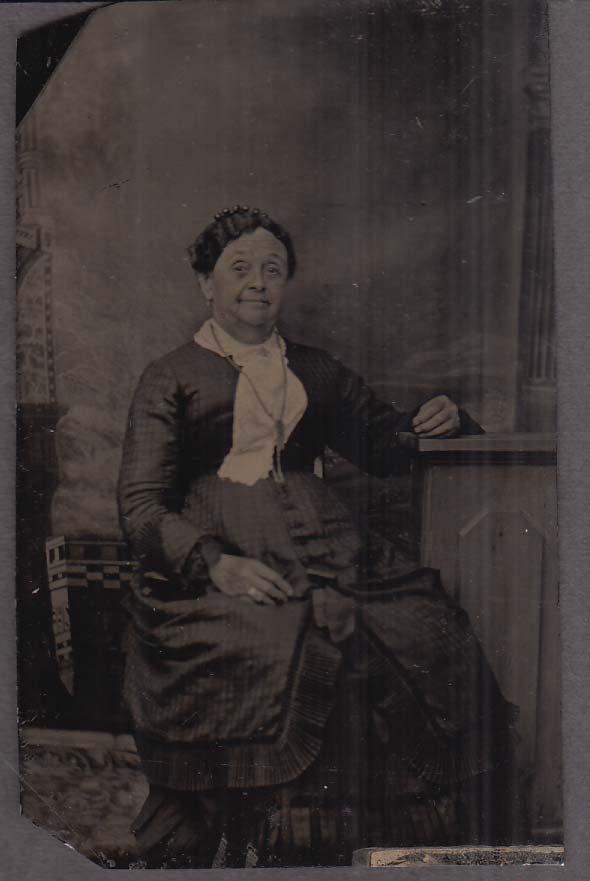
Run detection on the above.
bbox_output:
[238,303,272,323]
[218,314,275,342]
[236,308,277,332]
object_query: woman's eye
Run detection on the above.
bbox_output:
[233,264,248,273]
[265,265,281,276]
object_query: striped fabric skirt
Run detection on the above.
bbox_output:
[123,473,520,866]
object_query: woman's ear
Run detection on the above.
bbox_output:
[198,273,214,305]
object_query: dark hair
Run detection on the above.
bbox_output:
[188,205,297,278]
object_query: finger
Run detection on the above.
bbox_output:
[414,410,453,434]
[249,561,293,596]
[246,585,272,605]
[250,578,288,604]
[419,419,458,438]
[247,575,286,604]
[412,396,446,427]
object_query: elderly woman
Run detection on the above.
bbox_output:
[118,206,518,868]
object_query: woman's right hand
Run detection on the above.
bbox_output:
[208,553,294,605]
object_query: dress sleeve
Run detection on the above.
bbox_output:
[325,358,416,477]
[325,358,483,478]
[117,360,220,580]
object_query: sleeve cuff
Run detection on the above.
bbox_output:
[458,408,485,435]
[181,537,223,587]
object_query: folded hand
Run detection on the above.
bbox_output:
[209,554,294,605]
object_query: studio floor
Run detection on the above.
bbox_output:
[19,728,148,868]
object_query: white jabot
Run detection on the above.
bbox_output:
[194,319,308,485]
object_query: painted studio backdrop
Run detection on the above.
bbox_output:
[16,0,559,868]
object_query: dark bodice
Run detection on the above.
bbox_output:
[118,339,416,577]
[160,341,332,483]
[137,339,416,481]
[118,337,481,580]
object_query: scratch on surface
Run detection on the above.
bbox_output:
[460,75,479,94]
[2,754,103,861]
[101,178,131,191]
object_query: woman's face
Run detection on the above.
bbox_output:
[199,227,289,343]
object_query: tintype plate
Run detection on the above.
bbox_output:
[14,0,561,870]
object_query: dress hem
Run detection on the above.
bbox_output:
[132,625,343,792]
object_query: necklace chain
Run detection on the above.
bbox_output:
[210,323,288,481]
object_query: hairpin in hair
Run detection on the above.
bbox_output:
[213,205,260,222]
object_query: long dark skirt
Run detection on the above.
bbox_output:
[124,474,523,866]
[130,613,523,868]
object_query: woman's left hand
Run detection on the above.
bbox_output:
[412,395,460,437]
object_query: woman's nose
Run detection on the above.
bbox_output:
[247,268,265,290]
